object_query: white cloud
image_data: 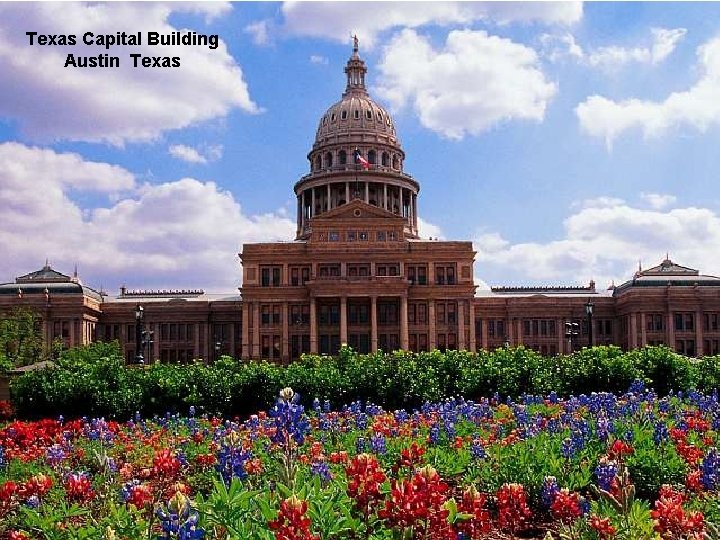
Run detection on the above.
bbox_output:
[0,143,294,292]
[574,196,626,209]
[280,1,582,47]
[375,29,556,139]
[588,27,687,67]
[309,55,329,65]
[542,27,686,67]
[576,35,720,147]
[641,192,677,210]
[0,3,260,145]
[245,20,272,46]
[417,217,444,240]
[168,144,223,164]
[473,197,720,288]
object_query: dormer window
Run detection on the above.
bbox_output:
[366,110,372,120]
[354,110,360,119]
[341,110,348,120]
[331,113,336,122]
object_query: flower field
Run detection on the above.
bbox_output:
[1,383,719,539]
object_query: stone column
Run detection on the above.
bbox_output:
[194,322,200,360]
[428,263,435,284]
[469,302,476,352]
[371,296,378,352]
[400,295,409,350]
[640,313,647,347]
[242,303,250,359]
[327,183,331,211]
[340,296,348,345]
[69,319,75,348]
[252,303,260,358]
[282,302,289,363]
[153,323,160,361]
[311,188,315,217]
[696,310,704,357]
[428,300,436,350]
[310,297,318,354]
[296,195,301,235]
[383,184,388,210]
[516,319,522,346]
[629,313,637,349]
[557,318,563,354]
[457,300,466,350]
[345,182,350,204]
[506,317,512,345]
[365,182,369,204]
[481,319,488,350]
[666,312,675,350]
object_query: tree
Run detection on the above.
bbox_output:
[0,307,45,371]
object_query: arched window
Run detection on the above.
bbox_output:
[392,155,400,169]
[354,109,360,119]
[339,150,347,165]
[366,110,372,120]
[381,152,389,166]
[341,110,348,120]
[368,150,376,165]
[325,152,333,168]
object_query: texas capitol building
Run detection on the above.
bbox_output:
[3,43,720,364]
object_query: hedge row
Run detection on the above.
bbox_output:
[10,341,720,420]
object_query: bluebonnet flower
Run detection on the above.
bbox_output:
[356,437,367,454]
[701,448,720,491]
[561,438,575,459]
[122,479,142,502]
[541,476,559,508]
[269,387,310,448]
[594,458,618,492]
[624,430,634,442]
[653,422,669,445]
[156,492,205,539]
[45,444,67,466]
[470,438,486,459]
[429,425,440,445]
[445,422,456,440]
[25,495,40,509]
[579,496,591,516]
[0,446,5,470]
[188,406,196,417]
[216,445,252,485]
[629,379,646,394]
[323,400,331,413]
[370,433,387,455]
[311,461,333,483]
[312,398,321,413]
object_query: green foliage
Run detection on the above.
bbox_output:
[9,343,720,419]
[0,307,46,372]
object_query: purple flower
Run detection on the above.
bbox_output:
[370,433,387,455]
[653,422,669,445]
[701,448,720,491]
[269,388,310,448]
[471,438,486,460]
[594,458,618,492]
[311,461,333,483]
[541,476,559,508]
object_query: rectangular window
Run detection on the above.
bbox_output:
[272,305,281,325]
[376,231,386,241]
[329,231,340,241]
[437,304,445,324]
[447,303,456,324]
[524,320,531,336]
[347,231,356,242]
[418,303,427,323]
[261,305,271,326]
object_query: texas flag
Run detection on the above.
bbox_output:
[354,149,370,170]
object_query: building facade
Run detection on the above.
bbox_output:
[3,44,720,363]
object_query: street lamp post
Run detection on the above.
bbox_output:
[214,337,222,362]
[585,299,595,348]
[134,304,144,365]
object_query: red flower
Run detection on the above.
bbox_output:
[588,514,616,539]
[651,485,705,538]
[456,485,491,539]
[23,473,53,498]
[686,470,703,493]
[550,489,585,524]
[126,483,153,509]
[608,440,634,460]
[399,442,426,468]
[152,448,181,479]
[496,483,532,534]
[268,495,319,540]
[8,531,30,540]
[345,453,386,514]
[64,472,94,503]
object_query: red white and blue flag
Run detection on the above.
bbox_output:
[354,149,370,170]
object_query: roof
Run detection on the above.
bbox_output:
[105,291,241,304]
[613,258,720,295]
[0,264,103,301]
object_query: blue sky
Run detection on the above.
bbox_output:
[2,2,720,293]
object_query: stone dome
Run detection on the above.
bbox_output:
[314,95,399,147]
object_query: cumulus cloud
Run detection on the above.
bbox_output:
[309,55,328,65]
[641,192,677,210]
[0,3,260,145]
[244,20,272,46]
[0,143,294,292]
[417,217,444,240]
[473,196,720,288]
[375,29,556,139]
[541,27,686,67]
[576,36,720,147]
[168,144,223,164]
[279,1,582,47]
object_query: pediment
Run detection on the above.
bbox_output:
[311,198,405,222]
